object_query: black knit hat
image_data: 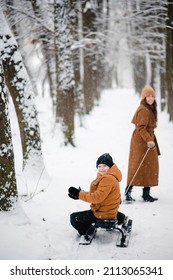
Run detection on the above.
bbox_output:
[96,153,114,168]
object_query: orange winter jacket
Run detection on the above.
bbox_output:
[79,164,122,219]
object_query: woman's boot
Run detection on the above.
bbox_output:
[125,186,135,202]
[142,187,158,202]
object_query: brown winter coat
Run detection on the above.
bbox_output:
[127,102,160,187]
[79,164,122,219]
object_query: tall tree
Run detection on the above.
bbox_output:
[4,0,40,96]
[166,2,173,120]
[54,0,75,146]
[70,0,85,123]
[82,0,99,113]
[0,60,18,211]
[31,0,56,101]
[0,11,43,168]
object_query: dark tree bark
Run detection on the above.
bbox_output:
[54,0,75,146]
[0,60,18,211]
[82,1,99,113]
[0,13,42,167]
[133,56,146,93]
[70,0,85,121]
[166,2,173,121]
[31,0,56,101]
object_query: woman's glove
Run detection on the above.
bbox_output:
[147,141,155,149]
[68,186,80,200]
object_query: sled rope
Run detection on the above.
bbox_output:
[125,147,150,195]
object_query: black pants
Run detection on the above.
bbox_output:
[70,209,125,235]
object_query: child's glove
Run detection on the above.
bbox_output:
[68,186,80,200]
[147,141,155,148]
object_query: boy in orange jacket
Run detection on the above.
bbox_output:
[68,153,126,236]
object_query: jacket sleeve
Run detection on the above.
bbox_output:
[79,176,113,204]
[135,107,153,142]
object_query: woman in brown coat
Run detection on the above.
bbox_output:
[68,153,126,236]
[125,85,160,202]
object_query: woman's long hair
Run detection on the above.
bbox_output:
[141,98,158,122]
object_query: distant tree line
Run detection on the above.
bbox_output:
[0,0,173,210]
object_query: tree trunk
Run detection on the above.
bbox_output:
[160,60,166,111]
[70,0,86,124]
[0,61,18,211]
[82,1,98,114]
[2,39,42,166]
[54,0,75,146]
[133,56,146,93]
[166,3,173,121]
[31,0,56,101]
[0,12,42,167]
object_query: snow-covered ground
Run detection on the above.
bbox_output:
[0,88,173,267]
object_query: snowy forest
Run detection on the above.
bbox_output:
[0,0,173,216]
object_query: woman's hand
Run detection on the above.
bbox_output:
[147,141,155,148]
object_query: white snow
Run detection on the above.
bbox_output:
[0,87,173,275]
